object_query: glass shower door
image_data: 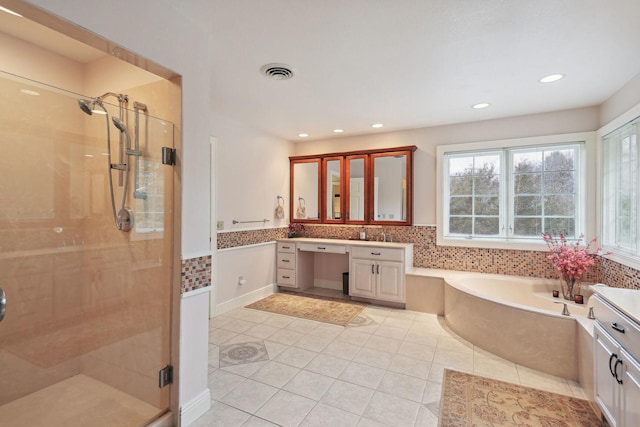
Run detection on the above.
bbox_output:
[0,70,174,426]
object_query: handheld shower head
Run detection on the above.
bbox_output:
[112,117,128,133]
[78,99,93,115]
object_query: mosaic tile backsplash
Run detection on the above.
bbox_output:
[217,225,639,290]
[181,255,212,293]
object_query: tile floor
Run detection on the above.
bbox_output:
[195,303,589,427]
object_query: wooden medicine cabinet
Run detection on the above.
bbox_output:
[290,146,416,226]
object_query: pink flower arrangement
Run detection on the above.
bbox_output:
[542,232,606,281]
[288,222,305,234]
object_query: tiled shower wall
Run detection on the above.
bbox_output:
[217,225,639,290]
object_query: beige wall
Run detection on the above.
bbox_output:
[600,71,640,126]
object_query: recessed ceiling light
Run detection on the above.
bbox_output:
[0,6,22,17]
[298,133,309,138]
[371,123,384,128]
[20,89,39,96]
[472,103,490,109]
[539,74,564,83]
[333,129,344,133]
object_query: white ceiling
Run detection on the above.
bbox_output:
[4,1,640,142]
[186,0,640,141]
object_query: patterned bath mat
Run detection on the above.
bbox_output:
[246,293,366,326]
[439,369,603,426]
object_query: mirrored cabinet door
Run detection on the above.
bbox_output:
[322,157,344,223]
[345,155,368,224]
[291,159,320,222]
[370,151,412,225]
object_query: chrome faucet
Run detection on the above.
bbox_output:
[381,231,386,242]
[554,301,571,316]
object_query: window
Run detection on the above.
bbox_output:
[133,158,165,237]
[437,134,590,249]
[602,119,638,256]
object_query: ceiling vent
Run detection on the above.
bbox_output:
[260,63,294,80]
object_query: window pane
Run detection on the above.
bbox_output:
[513,151,542,172]
[545,218,575,236]
[514,218,541,236]
[449,156,473,175]
[474,175,499,195]
[449,175,472,195]
[513,173,541,194]
[474,196,499,215]
[514,195,541,215]
[474,155,500,175]
[450,217,472,234]
[474,217,499,235]
[544,195,574,216]
[450,197,472,215]
[544,149,575,171]
[543,171,575,193]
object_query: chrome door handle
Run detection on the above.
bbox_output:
[0,285,6,322]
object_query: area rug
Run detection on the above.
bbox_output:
[245,293,366,326]
[439,369,603,427]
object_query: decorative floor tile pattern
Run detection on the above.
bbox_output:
[200,303,594,427]
[219,341,269,367]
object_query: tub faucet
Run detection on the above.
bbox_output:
[554,301,571,316]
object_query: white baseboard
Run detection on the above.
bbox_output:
[214,283,276,316]
[180,389,211,426]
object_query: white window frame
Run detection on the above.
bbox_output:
[437,132,595,251]
[597,103,640,269]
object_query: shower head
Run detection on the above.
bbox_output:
[78,98,108,115]
[112,117,128,133]
[78,99,93,115]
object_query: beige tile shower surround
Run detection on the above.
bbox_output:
[218,225,640,290]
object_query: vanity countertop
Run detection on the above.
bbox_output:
[593,284,640,325]
[277,237,413,250]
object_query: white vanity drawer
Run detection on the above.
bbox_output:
[593,295,640,359]
[277,242,296,253]
[277,269,296,286]
[277,252,296,269]
[298,243,347,254]
[351,246,403,262]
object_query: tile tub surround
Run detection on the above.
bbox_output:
[217,224,640,290]
[199,305,590,427]
[181,255,212,293]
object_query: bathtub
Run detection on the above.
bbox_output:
[410,270,590,381]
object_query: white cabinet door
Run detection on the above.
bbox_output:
[350,259,376,298]
[595,323,620,427]
[622,348,640,427]
[376,261,404,303]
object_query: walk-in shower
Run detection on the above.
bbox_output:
[77,92,145,232]
[1,68,176,426]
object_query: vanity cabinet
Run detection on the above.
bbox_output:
[593,293,640,427]
[276,242,297,288]
[275,238,412,306]
[350,247,405,303]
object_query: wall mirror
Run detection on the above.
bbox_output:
[346,156,367,223]
[290,159,320,222]
[372,152,408,223]
[290,146,415,226]
[322,157,343,222]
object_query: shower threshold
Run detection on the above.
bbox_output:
[0,374,160,427]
